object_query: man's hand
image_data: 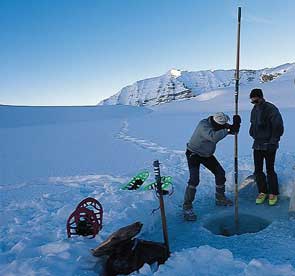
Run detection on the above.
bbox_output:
[233,115,241,125]
[228,124,240,134]
[227,115,241,135]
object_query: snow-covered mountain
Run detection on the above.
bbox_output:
[99,63,295,106]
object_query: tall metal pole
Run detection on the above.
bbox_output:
[234,7,242,230]
[153,160,170,254]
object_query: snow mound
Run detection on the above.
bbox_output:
[195,89,226,101]
[135,246,295,276]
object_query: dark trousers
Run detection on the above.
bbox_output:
[254,149,279,195]
[183,150,226,210]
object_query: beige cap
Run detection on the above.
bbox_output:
[213,112,230,125]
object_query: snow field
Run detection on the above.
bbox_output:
[1,100,295,275]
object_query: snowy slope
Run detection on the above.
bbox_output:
[99,63,295,106]
[1,89,295,275]
[0,105,152,185]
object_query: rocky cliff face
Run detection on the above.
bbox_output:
[99,63,295,106]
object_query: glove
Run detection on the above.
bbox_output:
[233,115,241,125]
[228,124,240,135]
[227,114,241,134]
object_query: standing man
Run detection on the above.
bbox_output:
[183,112,241,221]
[249,88,284,206]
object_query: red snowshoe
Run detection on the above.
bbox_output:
[67,197,103,238]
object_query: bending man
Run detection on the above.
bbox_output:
[183,112,241,221]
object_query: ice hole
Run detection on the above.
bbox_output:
[204,213,271,236]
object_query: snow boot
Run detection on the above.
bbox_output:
[256,193,267,204]
[183,209,197,221]
[215,194,233,206]
[268,194,278,206]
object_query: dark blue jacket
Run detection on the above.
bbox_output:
[249,100,284,150]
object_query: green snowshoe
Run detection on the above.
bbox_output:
[142,176,172,192]
[121,171,149,190]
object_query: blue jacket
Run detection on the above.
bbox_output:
[187,117,228,157]
[249,100,284,150]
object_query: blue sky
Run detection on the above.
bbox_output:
[0,0,294,106]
